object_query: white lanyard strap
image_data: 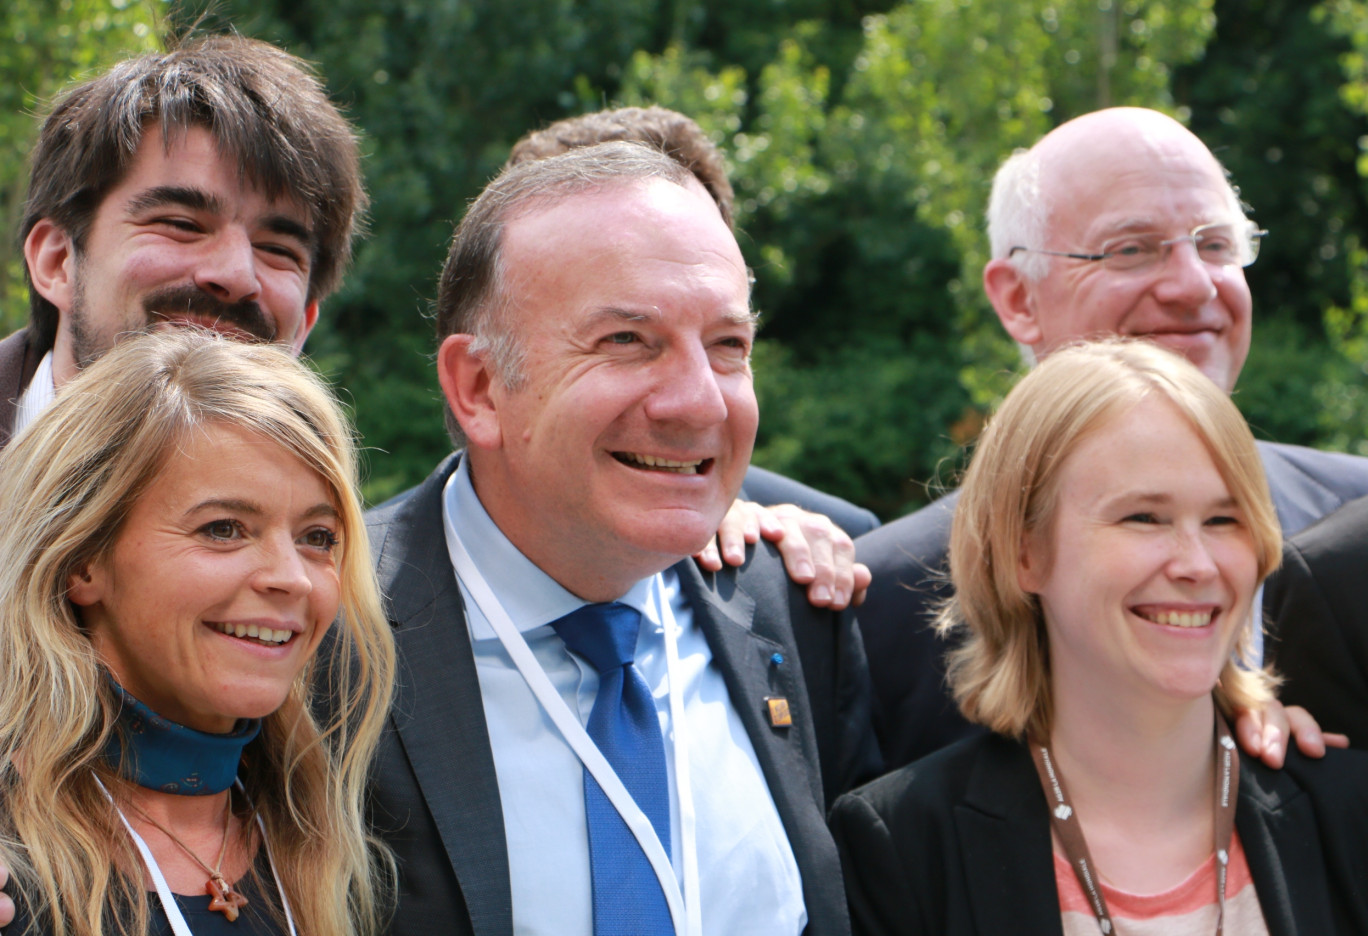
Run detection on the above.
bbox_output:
[94,775,298,936]
[655,584,701,936]
[445,524,694,936]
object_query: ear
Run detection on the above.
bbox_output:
[436,333,503,450]
[24,219,77,314]
[67,561,107,609]
[292,299,321,351]
[1016,528,1045,595]
[983,257,1043,347]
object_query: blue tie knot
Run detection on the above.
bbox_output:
[552,602,641,673]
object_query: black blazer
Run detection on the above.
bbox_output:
[856,440,1368,772]
[828,732,1368,936]
[365,454,866,936]
[0,328,42,451]
[1264,493,1368,743]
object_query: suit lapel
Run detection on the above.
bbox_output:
[371,454,512,935]
[956,737,1064,936]
[675,555,848,935]
[675,557,826,825]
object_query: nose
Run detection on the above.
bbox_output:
[193,227,262,304]
[642,343,730,428]
[252,533,314,598]
[1167,527,1220,583]
[1151,238,1219,313]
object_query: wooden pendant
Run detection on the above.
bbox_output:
[206,874,249,922]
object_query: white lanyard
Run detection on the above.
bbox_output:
[94,776,298,936]
[445,523,701,936]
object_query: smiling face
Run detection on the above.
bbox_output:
[1018,395,1260,716]
[27,124,318,387]
[993,110,1253,393]
[70,423,340,733]
[453,177,757,599]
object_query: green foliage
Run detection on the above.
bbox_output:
[0,0,163,333]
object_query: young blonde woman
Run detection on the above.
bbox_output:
[0,330,394,935]
[831,340,1368,935]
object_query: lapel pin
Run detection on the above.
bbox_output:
[765,696,792,728]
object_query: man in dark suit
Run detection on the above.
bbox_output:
[366,142,873,935]
[857,107,1368,770]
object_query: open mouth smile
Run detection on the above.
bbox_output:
[1133,608,1216,629]
[212,622,296,646]
[612,452,712,475]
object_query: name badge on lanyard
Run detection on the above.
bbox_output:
[444,513,702,936]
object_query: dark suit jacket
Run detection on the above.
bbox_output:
[365,454,864,936]
[1264,493,1368,743]
[828,732,1368,936]
[857,440,1368,771]
[0,329,42,450]
[741,466,880,539]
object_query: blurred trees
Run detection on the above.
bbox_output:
[0,0,161,331]
[7,1,1368,515]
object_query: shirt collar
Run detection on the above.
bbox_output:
[441,455,655,641]
[13,351,55,437]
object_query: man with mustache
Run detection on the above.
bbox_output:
[3,35,360,450]
[855,107,1366,771]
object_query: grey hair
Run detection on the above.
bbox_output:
[986,133,1255,284]
[435,140,697,445]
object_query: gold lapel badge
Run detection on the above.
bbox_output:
[765,697,793,727]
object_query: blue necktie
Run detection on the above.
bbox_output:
[552,602,674,936]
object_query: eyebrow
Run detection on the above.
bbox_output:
[187,498,338,521]
[125,185,316,250]
[1099,491,1239,510]
[580,306,760,331]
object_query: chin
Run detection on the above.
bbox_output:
[616,513,720,564]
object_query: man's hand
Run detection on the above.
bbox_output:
[0,861,12,928]
[696,501,871,610]
[1234,700,1349,768]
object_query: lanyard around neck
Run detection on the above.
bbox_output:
[444,517,699,936]
[94,776,298,936]
[1029,709,1239,936]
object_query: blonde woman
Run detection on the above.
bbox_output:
[831,340,1368,935]
[0,330,394,935]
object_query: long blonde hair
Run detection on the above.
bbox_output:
[938,339,1282,741]
[0,330,395,935]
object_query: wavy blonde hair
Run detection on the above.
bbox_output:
[938,339,1281,741]
[0,330,394,935]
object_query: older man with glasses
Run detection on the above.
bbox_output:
[856,106,1367,772]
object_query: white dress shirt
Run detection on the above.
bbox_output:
[442,458,805,936]
[13,350,54,438]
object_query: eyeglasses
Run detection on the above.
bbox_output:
[1009,222,1268,273]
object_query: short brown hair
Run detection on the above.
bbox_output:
[20,33,367,353]
[508,105,734,228]
[938,339,1281,740]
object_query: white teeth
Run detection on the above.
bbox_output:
[1141,610,1213,628]
[618,452,703,474]
[214,622,293,645]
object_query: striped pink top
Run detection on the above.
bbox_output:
[1054,830,1269,935]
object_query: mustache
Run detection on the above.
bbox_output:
[141,285,277,342]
